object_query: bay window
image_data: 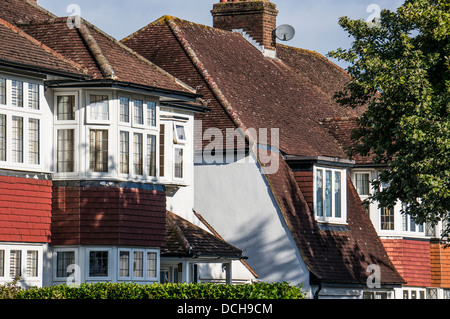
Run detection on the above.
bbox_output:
[89,129,109,173]
[57,129,75,173]
[315,166,347,224]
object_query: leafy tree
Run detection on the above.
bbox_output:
[328,0,449,238]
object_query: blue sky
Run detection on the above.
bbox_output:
[37,0,404,69]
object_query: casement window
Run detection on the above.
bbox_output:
[57,95,76,121]
[29,118,40,165]
[120,131,130,174]
[174,147,184,179]
[0,114,6,162]
[88,95,109,122]
[88,250,109,278]
[402,203,424,233]
[147,135,157,177]
[89,129,109,173]
[11,116,23,163]
[57,129,75,173]
[119,251,130,277]
[120,96,130,123]
[26,251,38,278]
[56,251,75,278]
[381,207,395,230]
[10,250,21,277]
[147,101,157,127]
[133,251,144,278]
[0,78,6,105]
[315,167,347,223]
[0,250,4,277]
[147,252,157,278]
[159,124,165,177]
[133,99,144,126]
[11,80,23,107]
[118,249,159,280]
[28,83,39,110]
[355,173,370,196]
[173,123,186,144]
[133,133,143,175]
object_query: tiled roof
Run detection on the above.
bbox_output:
[0,0,55,25]
[162,211,244,259]
[19,18,196,94]
[0,17,86,76]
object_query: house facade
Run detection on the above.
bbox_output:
[123,0,449,299]
[0,0,248,289]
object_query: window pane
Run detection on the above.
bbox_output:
[0,250,4,277]
[26,251,38,277]
[89,251,108,277]
[29,119,40,165]
[57,129,75,173]
[147,101,156,127]
[90,130,109,172]
[12,116,23,163]
[175,124,186,143]
[10,250,21,277]
[90,95,109,121]
[147,252,157,278]
[120,97,130,123]
[174,148,183,179]
[0,78,6,105]
[133,251,143,277]
[133,133,143,175]
[0,114,6,161]
[381,207,395,230]
[120,131,129,174]
[133,99,144,125]
[57,95,75,121]
[159,124,165,177]
[147,135,156,177]
[325,170,332,217]
[316,169,323,217]
[28,83,39,110]
[356,173,370,195]
[56,251,75,278]
[335,171,342,218]
[119,251,130,277]
[11,80,23,107]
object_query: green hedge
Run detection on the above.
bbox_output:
[13,282,306,300]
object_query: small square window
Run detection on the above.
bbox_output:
[57,95,76,121]
[56,251,75,278]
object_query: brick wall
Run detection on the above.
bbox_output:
[0,175,52,243]
[430,242,450,289]
[52,183,166,247]
[382,238,432,287]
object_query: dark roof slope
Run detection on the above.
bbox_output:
[0,0,55,25]
[0,17,85,76]
[20,18,195,94]
[163,211,244,259]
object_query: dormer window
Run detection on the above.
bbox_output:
[314,166,347,224]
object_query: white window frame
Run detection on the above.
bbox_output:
[86,248,112,281]
[53,248,79,282]
[86,92,112,125]
[131,97,146,129]
[146,99,158,128]
[117,248,159,282]
[119,95,131,125]
[314,166,347,225]
[173,122,187,144]
[54,92,78,125]
[0,245,43,284]
[86,126,111,176]
[173,146,185,181]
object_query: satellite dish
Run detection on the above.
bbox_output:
[274,24,296,42]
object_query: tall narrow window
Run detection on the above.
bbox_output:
[133,133,143,175]
[356,173,370,196]
[335,171,342,218]
[11,80,23,107]
[57,95,75,121]
[316,169,324,217]
[120,131,129,174]
[147,101,156,127]
[10,250,21,277]
[26,250,38,277]
[325,170,332,217]
[133,251,144,278]
[56,251,75,278]
[89,95,109,121]
[159,124,165,177]
[12,116,23,163]
[29,119,40,165]
[147,135,156,177]
[89,129,109,173]
[57,129,75,173]
[0,78,6,105]
[28,83,39,110]
[133,99,144,125]
[147,252,157,278]
[120,97,130,123]
[119,251,130,278]
[0,114,6,162]
[0,250,4,277]
[381,207,395,230]
[174,148,184,179]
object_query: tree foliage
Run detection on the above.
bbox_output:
[329,0,449,238]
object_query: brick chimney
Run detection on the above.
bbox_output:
[212,0,278,52]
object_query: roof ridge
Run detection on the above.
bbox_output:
[22,0,57,19]
[0,17,87,75]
